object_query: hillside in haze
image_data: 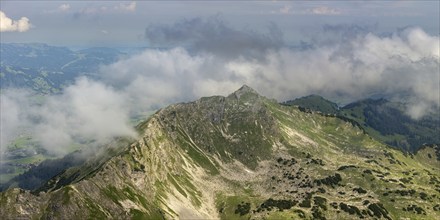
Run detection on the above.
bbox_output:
[1,86,439,219]
[0,43,125,93]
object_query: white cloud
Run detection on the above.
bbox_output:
[0,10,31,32]
[279,5,291,14]
[307,6,341,15]
[73,1,136,18]
[59,4,71,12]
[115,1,136,12]
[44,4,71,14]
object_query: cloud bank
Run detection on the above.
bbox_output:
[1,78,137,156]
[144,19,439,117]
[0,11,31,32]
[1,18,438,157]
[108,24,439,120]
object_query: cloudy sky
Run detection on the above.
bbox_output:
[1,1,439,47]
[1,1,439,155]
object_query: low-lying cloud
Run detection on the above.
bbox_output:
[1,18,438,157]
[1,78,136,156]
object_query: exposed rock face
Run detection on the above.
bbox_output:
[1,86,439,219]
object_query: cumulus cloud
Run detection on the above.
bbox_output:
[99,48,222,114]
[145,16,284,60]
[0,11,31,32]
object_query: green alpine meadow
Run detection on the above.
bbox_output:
[2,86,439,219]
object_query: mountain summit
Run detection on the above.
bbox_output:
[1,86,439,219]
[231,84,259,97]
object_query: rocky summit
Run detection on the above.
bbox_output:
[1,86,439,219]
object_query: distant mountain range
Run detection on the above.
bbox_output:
[1,86,439,219]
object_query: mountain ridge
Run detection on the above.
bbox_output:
[1,86,439,219]
[282,95,440,152]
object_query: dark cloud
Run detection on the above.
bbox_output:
[304,23,379,47]
[322,23,378,36]
[145,16,284,60]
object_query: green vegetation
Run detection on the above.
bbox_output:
[283,95,439,152]
[340,99,439,152]
[282,94,339,114]
[216,194,257,220]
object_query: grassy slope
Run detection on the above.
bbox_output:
[282,94,339,114]
[284,95,439,153]
[262,102,440,219]
[339,100,440,152]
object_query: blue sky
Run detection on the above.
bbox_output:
[1,1,439,47]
